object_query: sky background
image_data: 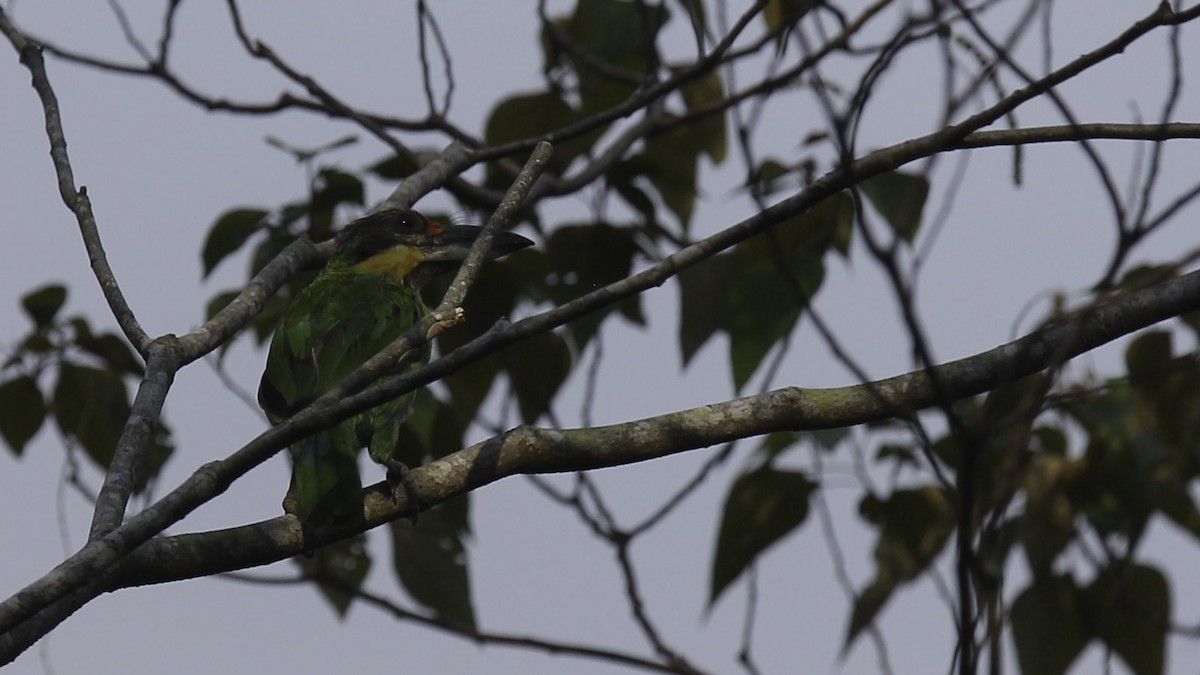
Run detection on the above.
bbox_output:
[1,1,1199,674]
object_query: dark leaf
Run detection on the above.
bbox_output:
[677,254,731,366]
[202,208,268,278]
[1011,575,1089,675]
[677,68,727,164]
[205,290,241,321]
[297,535,372,618]
[861,170,929,242]
[543,223,640,347]
[21,284,67,329]
[0,376,45,455]
[52,363,130,469]
[391,497,476,631]
[77,332,144,377]
[393,392,468,467]
[844,576,896,652]
[845,486,952,648]
[1020,455,1077,576]
[484,90,593,184]
[311,169,365,212]
[709,467,815,607]
[859,486,952,582]
[506,331,573,424]
[640,118,702,228]
[1082,565,1169,675]
[547,0,665,113]
[368,153,420,180]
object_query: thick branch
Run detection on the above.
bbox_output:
[102,265,1200,591]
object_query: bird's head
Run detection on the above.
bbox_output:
[331,208,533,288]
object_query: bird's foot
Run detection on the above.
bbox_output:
[282,491,317,557]
[384,459,421,524]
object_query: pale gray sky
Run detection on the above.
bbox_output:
[2,2,1199,674]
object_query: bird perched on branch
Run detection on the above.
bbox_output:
[258,208,532,527]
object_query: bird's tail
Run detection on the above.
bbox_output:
[285,426,364,526]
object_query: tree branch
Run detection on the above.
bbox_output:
[102,265,1200,591]
[0,9,151,353]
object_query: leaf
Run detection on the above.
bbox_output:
[547,0,666,113]
[640,119,702,228]
[0,376,46,455]
[21,284,67,329]
[845,486,952,648]
[393,392,468,466]
[677,253,731,366]
[678,68,727,164]
[391,496,476,631]
[542,223,640,347]
[311,168,365,212]
[844,576,896,652]
[297,535,372,618]
[709,467,816,607]
[1020,455,1077,576]
[484,90,592,183]
[368,153,420,180]
[1011,575,1089,675]
[861,170,929,242]
[202,208,267,278]
[77,331,144,377]
[52,363,130,469]
[1082,565,1169,675]
[506,331,573,424]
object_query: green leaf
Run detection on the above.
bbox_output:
[311,168,365,212]
[77,331,144,377]
[861,170,929,242]
[844,576,896,652]
[202,208,267,278]
[709,467,816,607]
[368,153,420,180]
[391,497,476,631]
[436,259,526,421]
[845,486,952,648]
[393,392,468,466]
[1011,575,1089,675]
[506,331,573,424]
[678,68,727,164]
[546,0,666,113]
[1083,565,1169,675]
[21,284,67,329]
[205,290,241,321]
[297,535,372,618]
[542,223,640,347]
[763,0,818,32]
[677,254,731,366]
[640,120,702,228]
[484,90,593,183]
[0,376,46,455]
[52,363,130,469]
[1125,330,1171,383]
[1020,455,1076,576]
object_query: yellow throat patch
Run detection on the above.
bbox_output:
[353,245,424,284]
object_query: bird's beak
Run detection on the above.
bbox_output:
[419,225,534,262]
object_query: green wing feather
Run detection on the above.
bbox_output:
[259,265,429,524]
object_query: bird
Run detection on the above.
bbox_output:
[257,208,533,527]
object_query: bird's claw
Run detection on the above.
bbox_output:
[384,459,421,524]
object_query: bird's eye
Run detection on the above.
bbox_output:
[395,212,421,232]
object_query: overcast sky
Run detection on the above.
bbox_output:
[2,2,1199,674]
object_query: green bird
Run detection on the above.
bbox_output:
[258,208,532,526]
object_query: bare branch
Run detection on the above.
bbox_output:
[0,9,151,353]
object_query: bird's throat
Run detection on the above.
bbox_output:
[352,246,424,285]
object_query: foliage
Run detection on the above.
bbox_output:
[3,0,1200,674]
